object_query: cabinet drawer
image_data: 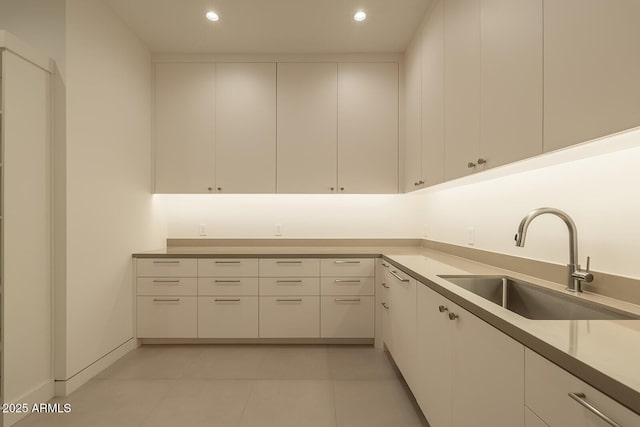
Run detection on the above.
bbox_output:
[198,296,258,338]
[259,277,320,296]
[198,258,258,277]
[321,258,375,277]
[137,278,197,296]
[525,349,640,427]
[259,296,320,338]
[198,277,258,296]
[136,296,197,338]
[136,258,197,277]
[321,277,374,295]
[320,296,374,338]
[259,259,320,277]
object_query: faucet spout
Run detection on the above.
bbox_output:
[514,207,591,292]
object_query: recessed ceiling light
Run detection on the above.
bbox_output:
[354,11,367,22]
[205,11,219,22]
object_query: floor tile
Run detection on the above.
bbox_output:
[333,379,427,427]
[186,345,266,379]
[239,380,336,427]
[327,346,397,380]
[96,345,202,379]
[257,345,331,379]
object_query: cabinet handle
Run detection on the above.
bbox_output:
[214,280,241,283]
[152,260,180,264]
[448,312,459,320]
[467,161,476,168]
[276,261,303,264]
[214,261,241,264]
[477,158,487,165]
[276,298,303,302]
[381,283,390,289]
[340,187,345,191]
[381,262,390,268]
[152,280,180,283]
[153,298,180,302]
[334,279,361,283]
[568,393,623,427]
[217,187,222,191]
[214,298,241,302]
[414,180,425,186]
[276,280,302,284]
[381,302,389,310]
[335,298,361,302]
[330,187,335,191]
[389,270,409,282]
[334,260,361,264]
[438,305,448,313]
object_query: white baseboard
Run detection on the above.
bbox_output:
[4,380,55,426]
[54,338,138,397]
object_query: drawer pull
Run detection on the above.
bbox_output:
[276,298,303,302]
[334,260,361,264]
[214,298,241,302]
[335,298,361,302]
[390,270,409,282]
[152,260,180,264]
[153,298,180,302]
[276,261,303,264]
[214,280,241,283]
[381,302,389,310]
[214,261,241,264]
[381,283,390,289]
[276,280,303,284]
[568,393,623,427]
[152,280,180,283]
[381,262,390,268]
[334,279,361,283]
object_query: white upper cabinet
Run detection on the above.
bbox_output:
[154,63,215,193]
[403,32,423,192]
[277,63,338,193]
[480,0,542,169]
[444,0,481,181]
[543,0,640,152]
[338,63,399,194]
[215,63,276,193]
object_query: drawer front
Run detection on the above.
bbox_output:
[259,259,320,277]
[198,296,258,338]
[321,258,375,277]
[259,296,320,338]
[321,277,374,296]
[198,277,258,296]
[137,278,197,296]
[136,258,197,277]
[320,296,374,338]
[136,296,197,338]
[525,349,640,427]
[198,258,258,277]
[259,277,320,296]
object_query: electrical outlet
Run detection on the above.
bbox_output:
[199,224,207,236]
[275,224,282,236]
[467,227,475,245]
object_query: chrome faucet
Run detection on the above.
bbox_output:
[514,207,594,292]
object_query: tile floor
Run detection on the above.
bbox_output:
[14,345,428,427]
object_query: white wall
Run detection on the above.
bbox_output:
[62,0,166,380]
[416,128,640,279]
[164,194,418,238]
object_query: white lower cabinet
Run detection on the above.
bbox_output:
[525,349,639,427]
[259,296,320,338]
[525,408,549,427]
[320,296,374,338]
[136,296,197,338]
[198,296,258,338]
[413,283,524,427]
[387,268,417,387]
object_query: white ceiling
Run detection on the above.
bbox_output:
[104,0,430,54]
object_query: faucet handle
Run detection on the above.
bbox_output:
[586,256,591,272]
[573,256,594,284]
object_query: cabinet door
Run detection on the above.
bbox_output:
[451,304,524,427]
[338,63,398,194]
[215,63,276,193]
[259,296,320,338]
[320,296,374,338]
[544,0,640,151]
[444,0,481,180]
[277,63,338,193]
[480,0,542,169]
[154,63,215,193]
[415,284,453,427]
[404,31,423,192]
[198,296,258,338]
[421,0,445,187]
[388,269,416,387]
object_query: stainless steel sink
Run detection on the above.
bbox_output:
[437,275,637,320]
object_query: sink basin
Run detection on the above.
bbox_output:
[437,275,637,320]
